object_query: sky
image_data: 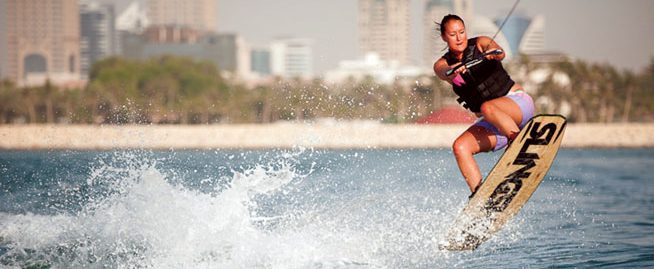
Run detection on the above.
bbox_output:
[216,0,654,74]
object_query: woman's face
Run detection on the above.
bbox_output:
[441,19,467,54]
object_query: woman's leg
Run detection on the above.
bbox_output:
[478,96,524,139]
[452,125,496,192]
[453,93,534,193]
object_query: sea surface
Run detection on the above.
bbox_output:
[0,148,652,268]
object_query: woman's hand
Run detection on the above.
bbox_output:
[448,63,468,78]
[435,57,468,85]
[477,36,505,61]
[446,63,467,86]
[484,52,502,61]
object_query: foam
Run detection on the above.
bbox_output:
[0,150,510,268]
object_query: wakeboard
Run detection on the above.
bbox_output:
[441,114,567,251]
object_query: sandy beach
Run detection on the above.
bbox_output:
[1,122,653,150]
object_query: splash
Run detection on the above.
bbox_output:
[0,149,498,268]
[0,150,396,268]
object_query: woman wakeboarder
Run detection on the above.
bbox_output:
[433,14,535,198]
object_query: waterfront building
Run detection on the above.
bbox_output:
[80,1,119,78]
[496,13,545,55]
[359,0,410,65]
[121,27,251,79]
[0,0,82,87]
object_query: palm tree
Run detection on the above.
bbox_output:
[620,70,636,122]
[0,80,19,123]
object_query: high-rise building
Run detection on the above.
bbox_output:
[359,0,410,65]
[468,13,545,61]
[501,14,545,55]
[423,0,473,66]
[80,1,119,78]
[0,0,82,87]
[471,16,512,59]
[270,38,313,79]
[146,0,216,32]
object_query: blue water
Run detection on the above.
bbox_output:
[0,148,652,268]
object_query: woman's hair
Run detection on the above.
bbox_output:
[436,14,465,35]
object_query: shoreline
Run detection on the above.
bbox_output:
[1,123,653,150]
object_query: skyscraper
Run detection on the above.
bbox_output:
[423,0,473,66]
[471,16,512,59]
[80,1,119,78]
[0,0,82,87]
[146,0,216,32]
[496,14,545,55]
[359,0,410,65]
[462,12,546,59]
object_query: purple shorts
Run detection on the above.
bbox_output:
[473,91,535,151]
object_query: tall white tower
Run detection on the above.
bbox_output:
[470,16,512,59]
[517,15,545,55]
[359,0,411,65]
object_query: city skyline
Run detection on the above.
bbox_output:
[1,0,652,85]
[217,0,654,73]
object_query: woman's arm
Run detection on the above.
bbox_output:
[434,58,451,82]
[434,57,466,85]
[476,36,506,61]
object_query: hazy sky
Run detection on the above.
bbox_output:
[216,0,654,74]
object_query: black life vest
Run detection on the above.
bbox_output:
[443,37,514,113]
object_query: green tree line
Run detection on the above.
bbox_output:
[0,55,653,124]
[531,57,654,123]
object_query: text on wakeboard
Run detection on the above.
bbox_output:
[484,121,559,213]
